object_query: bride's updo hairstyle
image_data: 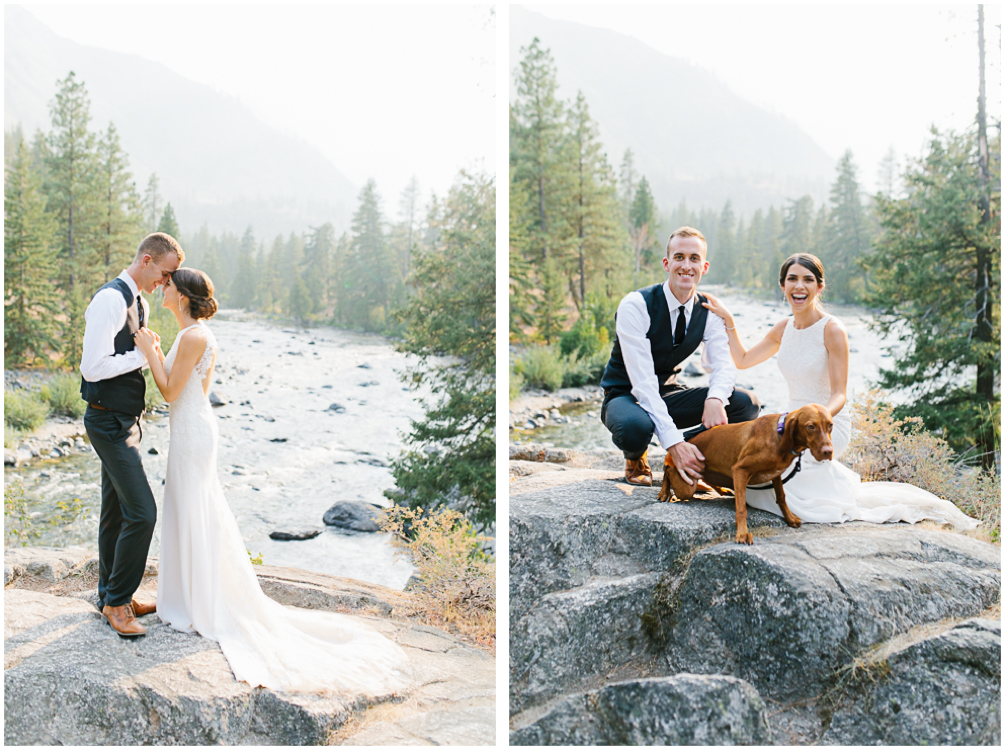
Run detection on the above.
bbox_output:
[171,268,219,320]
[779,253,825,288]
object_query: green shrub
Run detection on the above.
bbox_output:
[5,425,24,449]
[40,373,86,418]
[509,365,525,401]
[514,345,564,392]
[559,309,611,361]
[4,389,49,431]
[561,349,609,388]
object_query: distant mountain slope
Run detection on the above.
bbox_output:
[5,5,356,237]
[510,6,834,216]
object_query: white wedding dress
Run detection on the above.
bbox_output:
[156,323,408,694]
[744,315,980,530]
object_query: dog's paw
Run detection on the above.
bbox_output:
[735,530,754,545]
[786,514,802,528]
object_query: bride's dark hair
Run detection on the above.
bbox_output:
[171,268,218,320]
[779,253,825,287]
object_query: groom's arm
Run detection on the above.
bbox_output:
[616,292,686,449]
[80,290,148,382]
[702,311,737,412]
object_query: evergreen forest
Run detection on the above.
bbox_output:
[5,71,496,524]
[510,35,1000,468]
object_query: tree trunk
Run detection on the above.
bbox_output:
[974,4,995,470]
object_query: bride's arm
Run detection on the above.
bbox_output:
[823,318,849,417]
[135,328,207,403]
[702,293,784,369]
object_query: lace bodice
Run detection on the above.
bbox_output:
[164,323,218,435]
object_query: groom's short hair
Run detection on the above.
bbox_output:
[666,226,707,257]
[136,233,185,264]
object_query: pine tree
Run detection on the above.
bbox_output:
[96,123,144,283]
[231,226,258,310]
[45,71,102,367]
[157,202,179,238]
[301,222,336,316]
[395,176,421,279]
[876,146,899,198]
[5,134,61,366]
[865,127,1000,464]
[346,180,392,330]
[565,91,628,309]
[823,151,870,302]
[619,148,637,218]
[628,175,661,287]
[536,254,567,343]
[510,38,571,268]
[389,172,496,527]
[712,201,736,285]
[144,173,162,232]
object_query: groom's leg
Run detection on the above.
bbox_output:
[601,392,655,460]
[85,408,157,608]
[663,386,761,440]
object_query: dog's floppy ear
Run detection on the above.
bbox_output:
[779,407,800,453]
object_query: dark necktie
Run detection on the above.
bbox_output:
[674,305,686,347]
[137,296,145,328]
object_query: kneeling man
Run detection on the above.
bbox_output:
[600,226,760,486]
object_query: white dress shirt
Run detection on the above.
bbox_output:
[615,280,737,449]
[80,271,149,382]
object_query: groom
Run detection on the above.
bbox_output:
[600,226,760,486]
[80,232,183,637]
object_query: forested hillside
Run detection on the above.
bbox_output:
[5,5,356,238]
[510,6,833,217]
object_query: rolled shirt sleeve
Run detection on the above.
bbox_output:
[617,292,686,449]
[79,288,148,383]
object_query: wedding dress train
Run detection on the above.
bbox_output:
[743,315,980,531]
[156,323,407,694]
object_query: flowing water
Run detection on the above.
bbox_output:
[512,286,911,452]
[5,316,431,589]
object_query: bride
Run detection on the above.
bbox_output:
[701,253,979,531]
[134,268,407,695]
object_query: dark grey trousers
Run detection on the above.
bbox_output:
[84,406,156,608]
[601,385,762,460]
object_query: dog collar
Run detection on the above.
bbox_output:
[777,412,788,435]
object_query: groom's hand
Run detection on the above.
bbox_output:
[702,398,727,429]
[669,441,705,485]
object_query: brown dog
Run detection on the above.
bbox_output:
[658,404,835,544]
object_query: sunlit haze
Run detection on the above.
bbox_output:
[523,3,1001,193]
[20,3,496,204]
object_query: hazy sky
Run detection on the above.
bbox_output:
[21,3,496,205]
[525,3,1001,192]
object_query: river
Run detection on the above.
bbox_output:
[5,315,429,589]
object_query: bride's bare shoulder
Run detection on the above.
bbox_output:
[766,317,789,342]
[177,326,209,353]
[823,316,849,349]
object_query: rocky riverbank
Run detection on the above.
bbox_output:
[4,546,494,746]
[508,445,1001,745]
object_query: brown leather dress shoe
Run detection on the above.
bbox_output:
[625,453,653,486]
[131,598,157,617]
[102,603,146,638]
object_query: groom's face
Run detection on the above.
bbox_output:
[138,252,181,293]
[663,236,709,301]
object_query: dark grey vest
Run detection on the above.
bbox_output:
[80,278,147,416]
[600,284,709,396]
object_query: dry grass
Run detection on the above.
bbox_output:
[380,506,495,654]
[844,390,1001,543]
